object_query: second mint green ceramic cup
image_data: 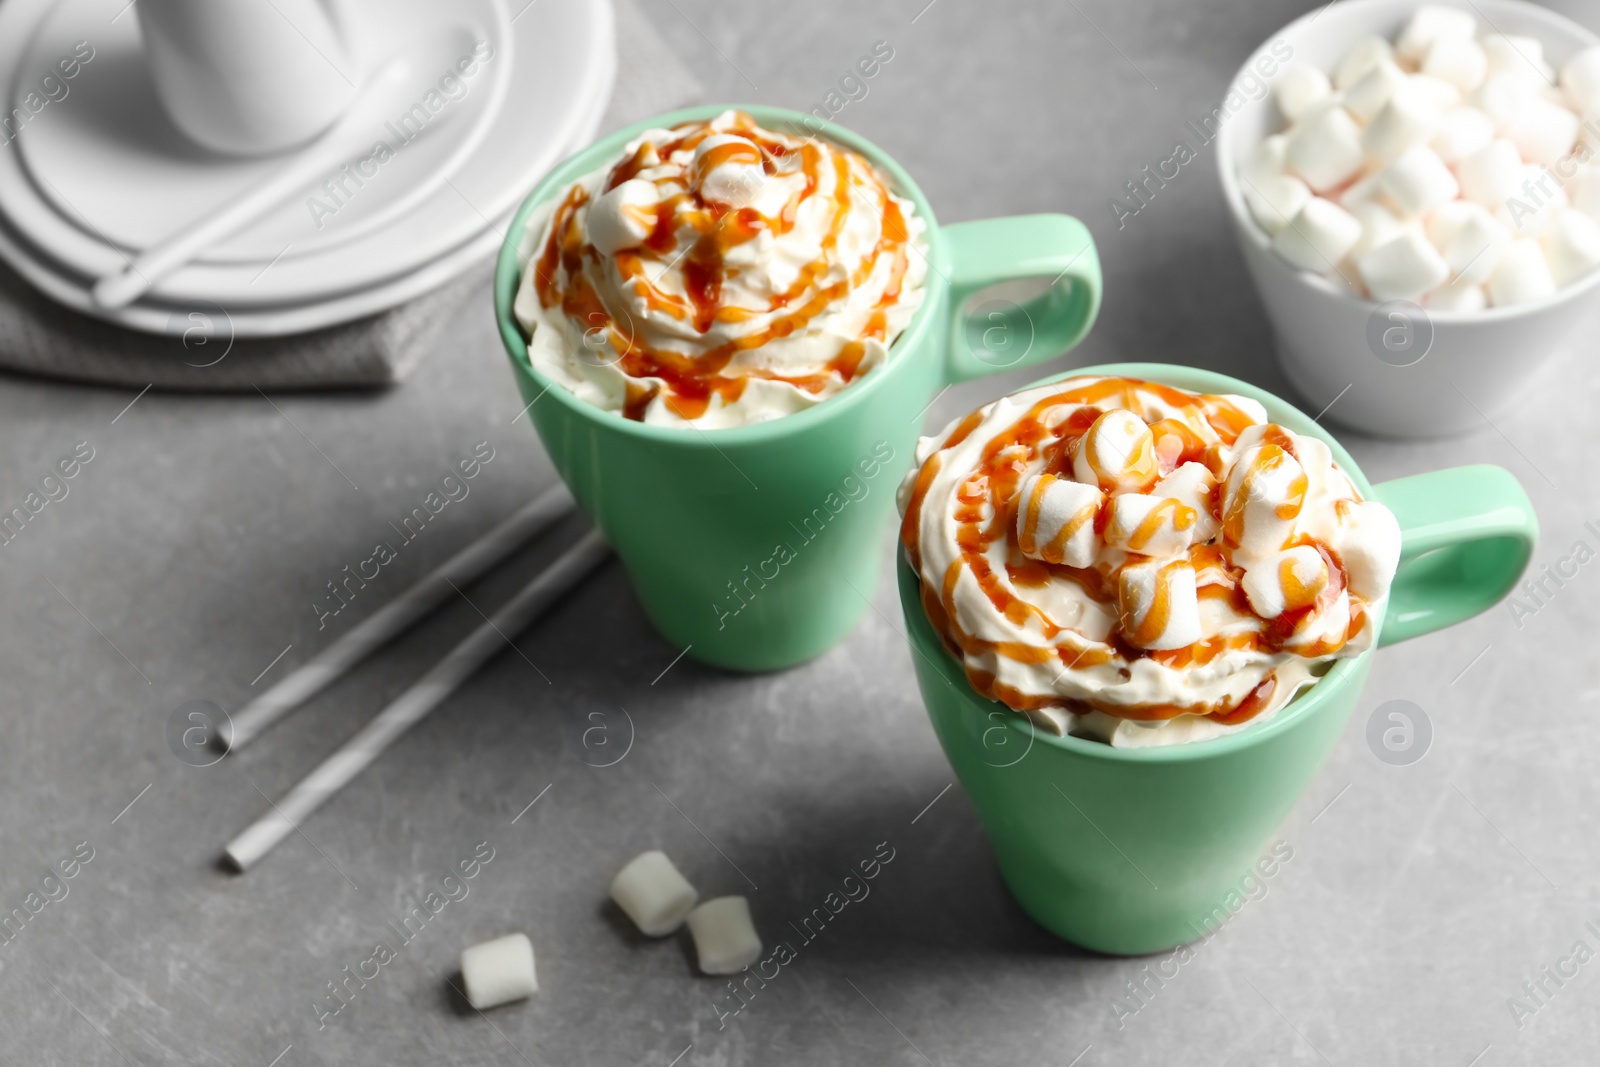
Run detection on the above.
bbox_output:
[898,362,1538,955]
[495,105,1102,671]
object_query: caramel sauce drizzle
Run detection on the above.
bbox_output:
[901,376,1363,726]
[533,112,913,421]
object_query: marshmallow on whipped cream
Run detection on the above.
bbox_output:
[898,376,1402,748]
[513,110,928,428]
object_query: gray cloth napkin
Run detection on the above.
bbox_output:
[0,0,703,392]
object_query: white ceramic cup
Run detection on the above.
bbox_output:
[1216,0,1600,439]
[136,0,360,157]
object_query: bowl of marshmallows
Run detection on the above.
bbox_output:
[1217,0,1600,437]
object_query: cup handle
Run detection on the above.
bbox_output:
[941,215,1102,384]
[1369,465,1538,647]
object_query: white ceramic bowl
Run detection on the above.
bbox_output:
[1216,0,1600,438]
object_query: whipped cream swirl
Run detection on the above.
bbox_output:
[898,376,1402,748]
[513,110,928,428]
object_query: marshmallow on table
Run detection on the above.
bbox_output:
[1358,229,1450,302]
[1561,46,1600,118]
[1396,5,1477,63]
[1272,197,1363,272]
[1378,145,1459,217]
[588,179,659,256]
[460,933,537,1010]
[1104,494,1199,558]
[1457,139,1523,205]
[1152,462,1220,543]
[1016,473,1103,568]
[1335,35,1394,90]
[1543,208,1600,286]
[1277,64,1332,123]
[1287,106,1366,191]
[1507,97,1580,167]
[1343,61,1408,123]
[1073,409,1158,493]
[1430,106,1495,164]
[1427,278,1487,311]
[1361,86,1441,164]
[1241,545,1330,619]
[1440,206,1510,284]
[1116,558,1202,651]
[1422,36,1487,91]
[687,896,762,976]
[1487,239,1558,306]
[1244,174,1312,236]
[610,850,698,936]
[1220,441,1305,559]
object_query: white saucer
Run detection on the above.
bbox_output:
[0,60,611,337]
[0,0,612,310]
[0,62,610,337]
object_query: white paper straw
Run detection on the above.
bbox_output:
[224,528,611,872]
[222,486,576,752]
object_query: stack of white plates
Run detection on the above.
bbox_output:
[0,0,614,336]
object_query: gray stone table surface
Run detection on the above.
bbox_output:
[3,0,1598,1064]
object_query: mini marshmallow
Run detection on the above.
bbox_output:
[1562,46,1600,118]
[686,896,762,976]
[1016,473,1103,568]
[460,933,537,1010]
[1347,201,1406,262]
[1361,85,1441,164]
[1287,106,1366,192]
[1277,64,1333,123]
[1378,145,1459,217]
[1407,74,1464,111]
[1427,278,1487,311]
[691,134,766,208]
[1284,590,1352,652]
[1487,239,1558,305]
[1073,409,1158,493]
[1421,36,1486,91]
[1336,499,1403,601]
[1471,73,1537,131]
[587,179,660,256]
[1424,198,1485,251]
[1483,34,1553,86]
[1457,139,1523,205]
[1272,197,1363,272]
[1441,206,1510,284]
[1343,61,1409,123]
[1498,165,1568,237]
[1244,174,1312,235]
[1339,170,1384,209]
[1116,558,1202,651]
[1335,35,1394,90]
[1152,462,1220,543]
[1507,96,1580,166]
[1357,229,1450,301]
[1568,164,1600,219]
[1241,545,1330,619]
[1542,208,1600,286]
[610,850,698,936]
[1430,106,1495,163]
[1242,134,1289,185]
[1104,494,1199,558]
[1220,441,1306,559]
[1396,6,1477,63]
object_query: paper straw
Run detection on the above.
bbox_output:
[222,486,576,752]
[224,529,611,872]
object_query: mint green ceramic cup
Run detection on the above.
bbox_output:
[495,106,1101,671]
[897,362,1538,955]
